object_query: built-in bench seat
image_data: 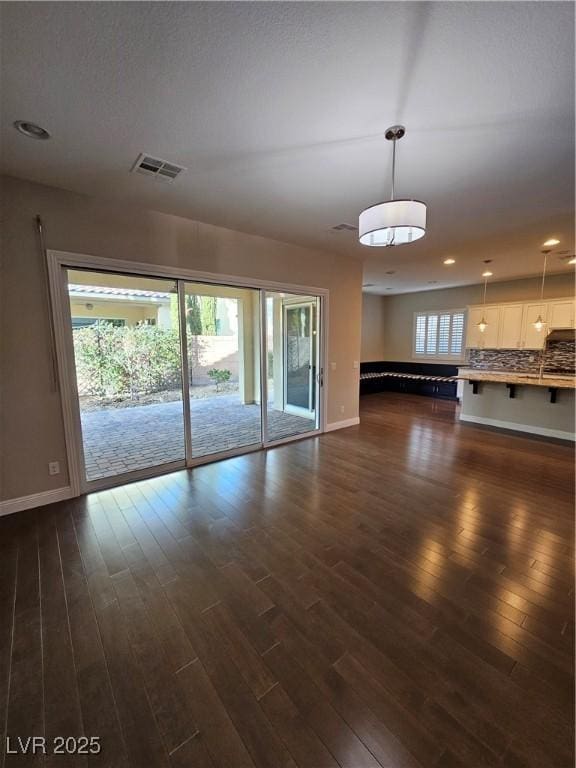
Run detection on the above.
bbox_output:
[360,362,459,399]
[360,371,458,383]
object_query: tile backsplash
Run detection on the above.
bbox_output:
[467,340,575,374]
[544,340,576,374]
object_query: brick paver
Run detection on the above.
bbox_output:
[81,394,315,480]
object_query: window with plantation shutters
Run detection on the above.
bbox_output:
[413,310,466,358]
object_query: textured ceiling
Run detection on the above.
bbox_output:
[1,2,574,294]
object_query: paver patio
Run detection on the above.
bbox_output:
[80,394,316,480]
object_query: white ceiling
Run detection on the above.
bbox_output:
[1,2,574,294]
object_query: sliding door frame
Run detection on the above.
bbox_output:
[47,249,328,496]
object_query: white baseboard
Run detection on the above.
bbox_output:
[325,416,360,432]
[459,414,575,442]
[0,486,75,517]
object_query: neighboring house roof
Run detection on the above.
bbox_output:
[68,284,172,301]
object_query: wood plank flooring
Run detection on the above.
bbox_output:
[0,392,573,768]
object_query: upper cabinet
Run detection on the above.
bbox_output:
[466,306,500,349]
[522,303,548,349]
[466,297,575,349]
[498,304,524,349]
[548,299,575,330]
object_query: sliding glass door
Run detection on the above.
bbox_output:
[62,266,323,488]
[66,269,186,482]
[265,292,320,442]
[183,282,261,459]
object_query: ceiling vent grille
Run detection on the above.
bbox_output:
[332,223,358,232]
[131,153,186,182]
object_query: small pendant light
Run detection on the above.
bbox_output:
[477,275,489,333]
[359,125,427,247]
[533,248,549,332]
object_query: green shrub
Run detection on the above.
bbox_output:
[207,368,231,392]
[73,322,181,399]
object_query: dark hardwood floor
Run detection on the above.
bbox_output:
[0,392,574,768]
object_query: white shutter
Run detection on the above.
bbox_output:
[415,314,426,354]
[450,313,464,355]
[413,310,466,357]
[438,314,451,354]
[426,315,438,354]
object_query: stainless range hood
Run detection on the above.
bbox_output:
[545,328,575,343]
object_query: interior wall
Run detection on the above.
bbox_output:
[0,175,362,501]
[369,274,575,363]
[361,293,387,362]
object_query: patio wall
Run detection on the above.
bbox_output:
[189,335,239,384]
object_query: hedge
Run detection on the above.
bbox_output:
[73,323,181,398]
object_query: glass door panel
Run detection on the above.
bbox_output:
[66,269,186,482]
[183,282,262,458]
[265,292,320,441]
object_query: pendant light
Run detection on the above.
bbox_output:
[477,275,489,333]
[533,249,549,332]
[359,125,427,247]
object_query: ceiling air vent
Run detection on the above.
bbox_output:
[332,223,358,232]
[131,153,186,182]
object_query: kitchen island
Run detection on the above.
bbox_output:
[458,368,575,441]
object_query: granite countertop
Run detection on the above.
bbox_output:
[457,368,576,389]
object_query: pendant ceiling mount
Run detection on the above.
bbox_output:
[359,125,427,248]
[385,125,406,141]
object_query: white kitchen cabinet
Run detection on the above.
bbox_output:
[521,303,548,349]
[465,297,574,350]
[498,304,524,349]
[548,299,575,329]
[466,306,500,348]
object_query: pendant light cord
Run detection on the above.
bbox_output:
[482,276,488,306]
[391,138,397,200]
[540,252,548,300]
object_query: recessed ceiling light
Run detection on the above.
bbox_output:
[482,271,493,277]
[385,270,396,275]
[568,257,576,265]
[14,120,50,140]
[443,258,455,265]
[542,238,560,247]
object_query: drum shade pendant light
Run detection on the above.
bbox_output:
[359,125,427,247]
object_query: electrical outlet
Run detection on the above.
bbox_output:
[330,361,337,371]
[353,361,359,369]
[48,461,60,476]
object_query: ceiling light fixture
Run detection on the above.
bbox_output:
[14,120,50,140]
[477,275,490,333]
[443,258,455,265]
[542,238,560,248]
[482,270,493,277]
[569,257,576,265]
[359,125,426,247]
